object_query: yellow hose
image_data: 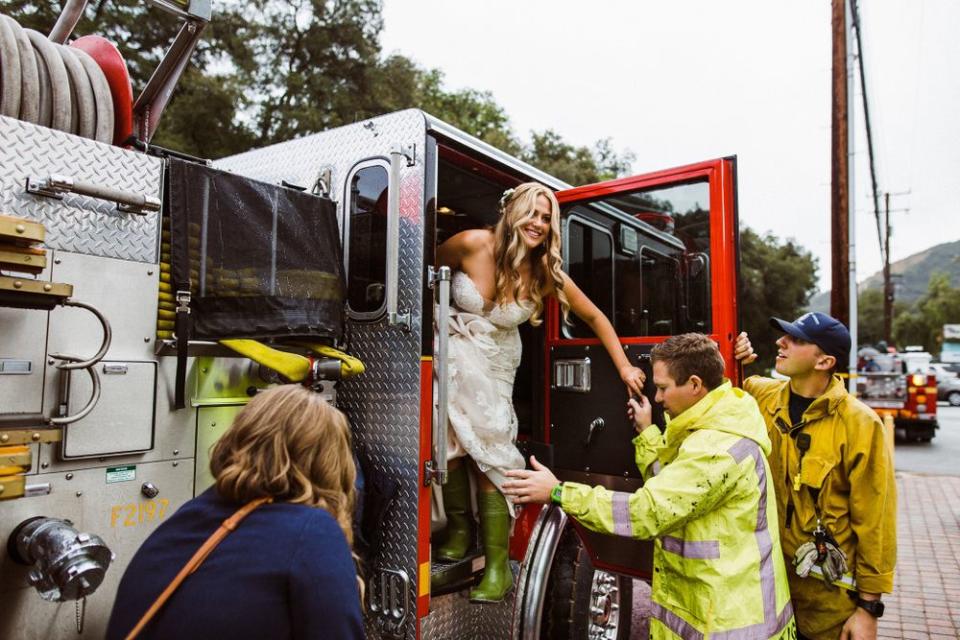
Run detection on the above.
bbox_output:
[218,339,312,382]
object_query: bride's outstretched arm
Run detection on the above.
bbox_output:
[557,274,646,397]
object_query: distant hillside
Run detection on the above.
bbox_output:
[808,240,960,313]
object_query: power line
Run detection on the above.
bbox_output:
[848,0,884,265]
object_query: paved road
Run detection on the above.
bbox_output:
[895,404,960,475]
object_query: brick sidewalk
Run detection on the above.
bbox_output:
[631,473,960,639]
[879,473,960,640]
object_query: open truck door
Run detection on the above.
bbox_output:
[517,158,740,639]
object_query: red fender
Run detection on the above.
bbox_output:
[70,35,133,146]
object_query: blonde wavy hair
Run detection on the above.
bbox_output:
[209,384,356,547]
[494,182,570,325]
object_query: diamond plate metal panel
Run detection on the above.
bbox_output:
[420,565,521,640]
[0,116,162,263]
[220,110,429,640]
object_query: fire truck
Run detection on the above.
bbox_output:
[0,3,744,639]
[857,347,938,443]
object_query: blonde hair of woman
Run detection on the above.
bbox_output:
[492,182,570,326]
[210,384,356,547]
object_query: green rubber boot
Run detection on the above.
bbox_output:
[469,490,513,603]
[435,464,473,561]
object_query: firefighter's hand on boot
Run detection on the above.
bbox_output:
[628,396,653,432]
[734,332,758,365]
[503,456,558,505]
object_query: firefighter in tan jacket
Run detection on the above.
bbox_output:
[737,313,896,640]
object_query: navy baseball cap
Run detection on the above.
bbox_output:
[769,312,851,363]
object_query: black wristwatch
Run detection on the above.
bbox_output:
[856,598,884,618]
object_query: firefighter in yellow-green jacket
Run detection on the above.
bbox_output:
[505,333,796,639]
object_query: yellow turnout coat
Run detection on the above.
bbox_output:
[744,375,896,639]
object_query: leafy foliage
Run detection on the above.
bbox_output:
[1,0,635,176]
[521,130,635,185]
[3,1,820,351]
[739,228,820,371]
[892,273,960,352]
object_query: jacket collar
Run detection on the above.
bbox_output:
[660,381,730,463]
[766,374,847,425]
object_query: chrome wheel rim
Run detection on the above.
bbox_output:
[587,570,621,640]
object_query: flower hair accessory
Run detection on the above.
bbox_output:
[499,188,516,211]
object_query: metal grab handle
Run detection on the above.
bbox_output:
[49,362,101,426]
[385,147,412,330]
[48,300,112,371]
[429,266,451,484]
[26,174,162,215]
[583,417,605,447]
[47,299,112,426]
[47,0,89,44]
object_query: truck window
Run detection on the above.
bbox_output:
[563,217,614,338]
[639,247,681,336]
[559,180,711,337]
[344,162,389,316]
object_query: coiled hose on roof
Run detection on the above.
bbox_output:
[0,10,115,144]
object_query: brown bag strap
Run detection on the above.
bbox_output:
[124,496,274,640]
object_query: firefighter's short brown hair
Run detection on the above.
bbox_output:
[651,333,726,390]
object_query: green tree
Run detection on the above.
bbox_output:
[893,272,960,351]
[520,130,634,185]
[2,0,635,175]
[857,289,908,348]
[739,228,820,372]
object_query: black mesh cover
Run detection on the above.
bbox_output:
[168,158,345,341]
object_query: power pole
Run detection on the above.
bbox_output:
[883,192,893,343]
[881,190,910,346]
[831,0,850,328]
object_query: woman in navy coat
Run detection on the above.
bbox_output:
[107,385,365,640]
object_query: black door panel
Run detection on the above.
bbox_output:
[550,344,661,478]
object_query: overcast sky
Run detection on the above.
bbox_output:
[381,0,959,293]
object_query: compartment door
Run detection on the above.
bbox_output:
[546,158,739,577]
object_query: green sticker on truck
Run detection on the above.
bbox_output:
[106,465,136,484]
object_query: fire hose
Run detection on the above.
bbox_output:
[0,9,114,143]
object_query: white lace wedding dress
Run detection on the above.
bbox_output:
[439,271,532,513]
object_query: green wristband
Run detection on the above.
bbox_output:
[550,483,564,505]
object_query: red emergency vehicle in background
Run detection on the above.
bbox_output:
[858,347,938,442]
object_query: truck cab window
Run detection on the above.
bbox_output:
[559,180,711,338]
[345,163,389,316]
[563,217,614,338]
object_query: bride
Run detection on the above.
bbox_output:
[435,182,646,602]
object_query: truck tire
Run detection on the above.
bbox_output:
[948,391,960,407]
[542,526,631,640]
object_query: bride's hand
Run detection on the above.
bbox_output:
[619,365,646,397]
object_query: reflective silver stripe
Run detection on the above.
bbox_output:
[661,535,720,560]
[647,438,794,638]
[711,601,795,640]
[652,460,662,476]
[650,602,703,640]
[710,437,794,639]
[611,491,632,536]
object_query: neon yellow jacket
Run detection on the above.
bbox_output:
[559,381,796,639]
